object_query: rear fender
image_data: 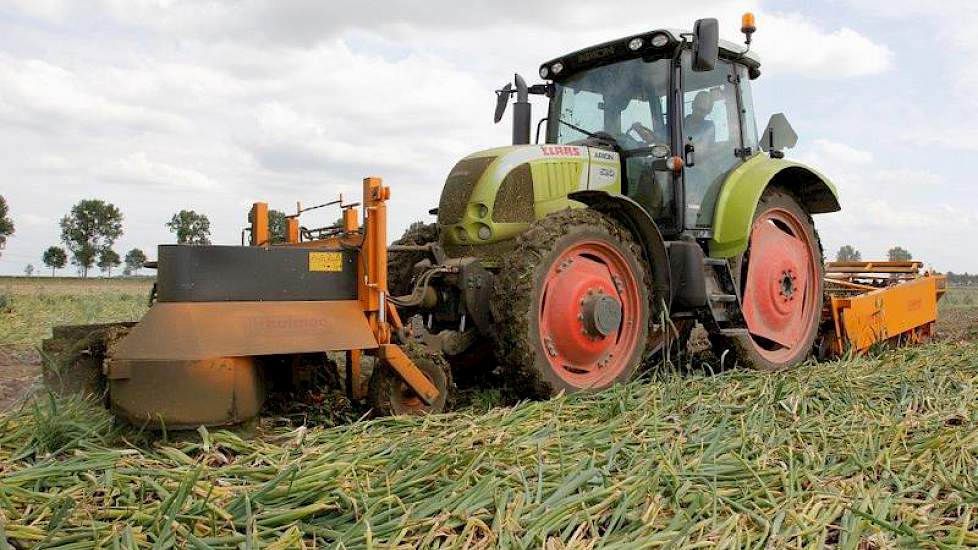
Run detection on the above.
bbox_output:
[569,190,672,312]
[710,155,840,258]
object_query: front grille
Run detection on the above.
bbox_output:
[437,156,495,224]
[492,163,534,223]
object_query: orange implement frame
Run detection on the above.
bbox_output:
[824,261,945,356]
[244,177,438,404]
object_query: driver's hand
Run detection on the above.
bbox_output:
[629,122,655,143]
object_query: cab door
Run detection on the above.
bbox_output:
[679,54,744,229]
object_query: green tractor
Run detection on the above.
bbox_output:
[389,16,839,410]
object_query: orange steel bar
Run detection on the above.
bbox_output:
[825,261,923,274]
[362,177,390,341]
[286,217,300,244]
[379,344,439,405]
[250,202,269,246]
[346,349,363,400]
[824,279,881,292]
[343,207,359,233]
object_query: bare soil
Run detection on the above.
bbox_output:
[0,345,41,410]
[937,306,978,344]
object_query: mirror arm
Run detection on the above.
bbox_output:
[528,83,554,97]
[535,117,548,144]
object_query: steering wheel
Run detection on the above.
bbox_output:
[615,129,644,152]
[626,122,662,145]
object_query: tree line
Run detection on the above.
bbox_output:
[1,195,295,277]
[834,244,913,263]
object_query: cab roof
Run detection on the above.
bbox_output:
[540,28,761,82]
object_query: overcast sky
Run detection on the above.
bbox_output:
[1,0,976,275]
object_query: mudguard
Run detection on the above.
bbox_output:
[569,190,672,311]
[710,154,840,258]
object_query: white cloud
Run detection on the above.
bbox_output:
[805,139,874,166]
[93,152,222,191]
[797,139,971,269]
[753,14,892,78]
[0,55,190,134]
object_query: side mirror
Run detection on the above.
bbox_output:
[494,82,512,123]
[692,18,719,72]
[760,113,798,154]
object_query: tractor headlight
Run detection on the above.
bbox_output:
[628,37,644,51]
[551,62,564,75]
[478,204,489,218]
[477,224,492,240]
[539,66,549,79]
[651,33,669,48]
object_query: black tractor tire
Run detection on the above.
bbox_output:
[492,208,654,398]
[708,186,824,371]
[367,344,453,416]
[388,222,439,297]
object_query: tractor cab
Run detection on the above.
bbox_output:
[534,20,763,237]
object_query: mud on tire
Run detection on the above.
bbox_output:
[492,208,654,398]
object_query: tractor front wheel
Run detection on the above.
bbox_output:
[493,209,652,398]
[711,187,824,370]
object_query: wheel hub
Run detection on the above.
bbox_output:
[538,239,643,386]
[779,270,797,299]
[581,291,622,338]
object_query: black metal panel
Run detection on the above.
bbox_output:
[156,245,358,302]
[667,241,708,309]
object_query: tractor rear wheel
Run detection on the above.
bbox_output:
[493,209,652,398]
[367,345,453,416]
[710,187,824,370]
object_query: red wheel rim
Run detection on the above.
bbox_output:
[538,239,643,388]
[741,208,820,362]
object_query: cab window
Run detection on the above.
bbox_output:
[681,53,742,228]
[549,57,675,225]
[736,64,759,152]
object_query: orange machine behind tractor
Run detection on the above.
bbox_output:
[821,261,946,357]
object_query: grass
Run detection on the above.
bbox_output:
[943,287,978,308]
[0,276,151,346]
[0,277,976,547]
[2,342,978,548]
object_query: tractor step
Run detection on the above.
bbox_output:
[702,257,748,333]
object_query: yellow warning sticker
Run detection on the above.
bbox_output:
[309,251,343,272]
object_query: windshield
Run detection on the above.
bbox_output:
[547,56,676,226]
[548,57,672,151]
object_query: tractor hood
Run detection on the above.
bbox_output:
[437,144,621,249]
